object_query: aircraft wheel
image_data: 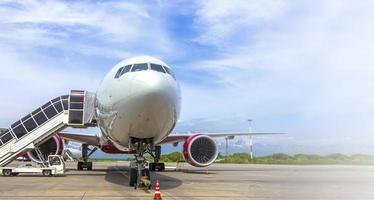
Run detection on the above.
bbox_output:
[129,168,138,187]
[87,162,93,170]
[77,162,82,171]
[158,163,165,171]
[149,163,156,171]
[144,168,150,177]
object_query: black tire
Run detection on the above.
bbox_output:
[77,162,83,170]
[87,162,93,171]
[149,163,155,172]
[143,168,150,178]
[129,168,138,187]
[158,163,165,171]
[2,169,12,176]
[42,170,52,177]
[152,163,165,171]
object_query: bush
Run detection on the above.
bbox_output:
[160,152,184,162]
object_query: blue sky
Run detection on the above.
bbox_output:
[1,0,374,155]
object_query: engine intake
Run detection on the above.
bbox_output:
[27,134,64,163]
[183,134,218,167]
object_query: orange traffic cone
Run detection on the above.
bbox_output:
[153,179,162,200]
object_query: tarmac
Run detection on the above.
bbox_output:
[0,161,373,199]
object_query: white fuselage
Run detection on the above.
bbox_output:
[95,56,181,151]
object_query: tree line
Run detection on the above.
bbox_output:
[154,152,374,165]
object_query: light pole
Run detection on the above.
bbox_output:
[248,119,253,162]
[225,136,229,158]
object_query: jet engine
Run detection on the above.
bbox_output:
[27,134,64,163]
[182,134,218,167]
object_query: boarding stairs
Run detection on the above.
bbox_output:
[0,90,96,167]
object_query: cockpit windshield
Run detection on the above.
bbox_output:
[150,63,166,73]
[114,63,176,79]
[163,66,176,79]
[131,63,148,72]
[114,67,123,79]
[120,65,132,76]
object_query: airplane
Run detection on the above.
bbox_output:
[8,56,282,188]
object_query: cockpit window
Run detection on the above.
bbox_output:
[131,63,148,72]
[150,63,166,73]
[163,66,176,79]
[114,63,172,79]
[115,65,133,79]
[120,65,132,76]
[114,67,123,79]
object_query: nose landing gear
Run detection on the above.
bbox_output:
[129,156,151,189]
[129,138,152,189]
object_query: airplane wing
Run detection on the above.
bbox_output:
[159,132,284,144]
[58,132,100,146]
[58,131,284,146]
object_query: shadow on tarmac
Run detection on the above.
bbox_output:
[104,165,183,190]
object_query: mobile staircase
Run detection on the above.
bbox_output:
[0,90,96,167]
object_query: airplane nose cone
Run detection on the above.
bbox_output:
[132,72,177,103]
[124,71,180,142]
[135,72,167,93]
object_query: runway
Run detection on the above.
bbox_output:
[0,161,373,199]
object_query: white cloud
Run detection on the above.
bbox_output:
[193,0,287,46]
[0,0,175,58]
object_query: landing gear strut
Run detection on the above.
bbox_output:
[77,144,97,171]
[149,146,165,172]
[129,156,151,189]
[129,138,152,189]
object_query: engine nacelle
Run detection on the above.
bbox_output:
[27,134,64,163]
[183,134,218,167]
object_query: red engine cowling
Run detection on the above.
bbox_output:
[183,134,218,167]
[27,134,64,163]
